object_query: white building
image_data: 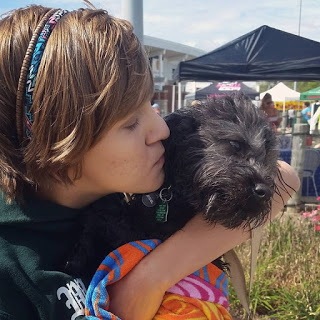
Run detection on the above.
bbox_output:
[144,35,205,89]
[120,1,206,114]
[144,35,206,114]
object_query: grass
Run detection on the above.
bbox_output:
[229,209,320,320]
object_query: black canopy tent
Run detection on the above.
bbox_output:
[174,25,320,82]
[195,82,259,100]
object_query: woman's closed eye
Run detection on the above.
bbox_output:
[125,118,140,131]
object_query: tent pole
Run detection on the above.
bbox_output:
[178,82,182,109]
[171,85,175,113]
[281,98,286,134]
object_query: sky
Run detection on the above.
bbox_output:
[1,0,319,52]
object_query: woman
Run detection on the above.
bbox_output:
[260,93,282,130]
[301,101,311,123]
[0,5,299,320]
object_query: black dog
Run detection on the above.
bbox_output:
[65,93,280,277]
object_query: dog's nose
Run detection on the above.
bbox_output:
[253,183,271,199]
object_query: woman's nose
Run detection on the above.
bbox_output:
[146,110,170,145]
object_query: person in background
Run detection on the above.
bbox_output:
[287,104,295,129]
[301,101,311,124]
[260,93,282,131]
[191,100,201,107]
[152,102,161,115]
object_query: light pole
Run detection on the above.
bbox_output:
[121,0,144,44]
[298,0,302,36]
[294,0,302,92]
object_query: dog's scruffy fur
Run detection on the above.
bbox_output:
[64,93,281,277]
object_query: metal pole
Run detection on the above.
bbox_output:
[178,82,182,109]
[171,85,175,113]
[294,0,302,92]
[121,0,144,44]
[287,112,309,208]
[288,9,308,210]
[292,0,303,202]
[298,0,302,36]
[281,98,287,134]
[159,53,163,77]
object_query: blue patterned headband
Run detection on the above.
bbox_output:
[16,9,69,140]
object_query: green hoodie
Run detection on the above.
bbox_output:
[0,193,89,320]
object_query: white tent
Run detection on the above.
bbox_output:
[185,81,212,93]
[260,82,300,101]
[260,82,300,112]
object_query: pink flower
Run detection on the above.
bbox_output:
[311,215,320,222]
[310,210,318,217]
[302,212,310,218]
[317,197,320,201]
[315,224,320,231]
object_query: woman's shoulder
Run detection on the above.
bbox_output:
[0,261,88,318]
[0,193,89,319]
[0,230,89,319]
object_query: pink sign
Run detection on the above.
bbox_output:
[216,82,241,91]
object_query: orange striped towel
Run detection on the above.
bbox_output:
[85,239,232,320]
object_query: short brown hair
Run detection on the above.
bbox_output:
[0,5,154,202]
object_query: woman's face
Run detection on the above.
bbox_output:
[263,98,273,108]
[77,101,170,198]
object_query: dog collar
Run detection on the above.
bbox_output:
[141,186,173,223]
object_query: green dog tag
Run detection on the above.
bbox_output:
[155,200,168,223]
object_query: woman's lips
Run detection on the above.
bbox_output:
[154,154,165,167]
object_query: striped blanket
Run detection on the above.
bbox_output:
[85,239,232,320]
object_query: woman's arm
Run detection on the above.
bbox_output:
[108,161,300,320]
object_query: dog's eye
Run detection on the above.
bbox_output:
[229,140,241,151]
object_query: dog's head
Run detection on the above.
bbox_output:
[163,93,279,229]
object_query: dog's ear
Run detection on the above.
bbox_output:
[162,109,201,186]
[164,109,200,146]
